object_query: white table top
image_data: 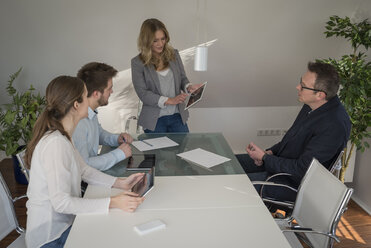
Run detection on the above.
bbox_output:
[65,175,291,248]
[85,174,263,210]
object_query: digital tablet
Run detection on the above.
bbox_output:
[126,154,155,170]
[131,167,155,197]
[184,82,207,110]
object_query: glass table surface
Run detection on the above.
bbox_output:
[101,133,245,177]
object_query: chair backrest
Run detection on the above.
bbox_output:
[16,149,29,182]
[124,100,144,138]
[292,158,353,248]
[0,172,19,241]
[329,150,344,174]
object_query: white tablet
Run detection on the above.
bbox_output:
[184,82,207,110]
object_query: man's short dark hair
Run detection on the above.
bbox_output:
[307,62,339,100]
[77,62,118,97]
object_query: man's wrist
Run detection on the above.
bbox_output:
[262,153,268,162]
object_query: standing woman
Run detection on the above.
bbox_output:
[24,76,144,248]
[131,18,200,133]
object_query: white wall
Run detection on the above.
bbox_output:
[188,106,300,153]
[1,0,368,108]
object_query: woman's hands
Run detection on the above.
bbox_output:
[110,173,145,212]
[164,83,204,106]
[109,191,144,212]
[165,93,188,105]
[113,173,144,191]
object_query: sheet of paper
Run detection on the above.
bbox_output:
[132,136,179,151]
[177,148,231,169]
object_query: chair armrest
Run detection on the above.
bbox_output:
[261,197,294,209]
[13,194,27,202]
[266,173,293,182]
[282,227,340,243]
[252,181,298,193]
[252,181,296,211]
[256,172,298,200]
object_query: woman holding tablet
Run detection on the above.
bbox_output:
[131,18,201,133]
[24,76,144,248]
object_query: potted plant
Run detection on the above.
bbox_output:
[0,68,45,184]
[318,15,371,182]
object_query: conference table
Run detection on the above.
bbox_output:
[103,132,246,177]
[65,133,290,248]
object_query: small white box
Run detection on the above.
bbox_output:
[134,220,166,235]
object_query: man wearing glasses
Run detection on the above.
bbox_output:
[236,62,351,205]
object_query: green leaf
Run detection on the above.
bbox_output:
[4,111,16,125]
[21,116,28,129]
[319,15,371,153]
[0,68,45,155]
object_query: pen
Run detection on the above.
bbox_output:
[141,140,153,147]
[119,134,126,143]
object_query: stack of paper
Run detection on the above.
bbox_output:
[132,136,179,151]
[176,148,231,169]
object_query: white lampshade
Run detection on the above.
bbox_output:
[194,45,208,71]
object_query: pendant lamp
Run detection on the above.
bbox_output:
[194,0,208,71]
[194,45,208,71]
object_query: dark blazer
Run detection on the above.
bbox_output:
[131,49,190,131]
[264,96,351,184]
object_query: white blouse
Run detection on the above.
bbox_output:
[25,131,116,248]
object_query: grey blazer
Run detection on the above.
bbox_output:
[131,49,190,131]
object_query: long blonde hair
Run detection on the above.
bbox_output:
[137,18,175,69]
[25,76,85,168]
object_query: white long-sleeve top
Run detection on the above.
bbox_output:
[72,107,126,171]
[25,130,116,248]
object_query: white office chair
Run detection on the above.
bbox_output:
[329,150,344,178]
[0,171,27,248]
[16,149,29,183]
[276,158,353,248]
[124,100,144,138]
[253,151,345,213]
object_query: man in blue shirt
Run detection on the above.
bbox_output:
[236,62,351,203]
[73,62,133,171]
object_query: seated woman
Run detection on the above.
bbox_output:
[24,76,144,248]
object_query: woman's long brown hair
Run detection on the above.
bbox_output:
[25,76,85,168]
[137,18,175,69]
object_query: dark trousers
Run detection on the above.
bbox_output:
[236,154,298,209]
[145,113,189,133]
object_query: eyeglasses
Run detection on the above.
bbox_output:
[300,81,327,95]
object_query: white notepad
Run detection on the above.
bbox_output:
[132,136,179,151]
[177,148,231,169]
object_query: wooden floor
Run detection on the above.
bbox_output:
[0,158,370,247]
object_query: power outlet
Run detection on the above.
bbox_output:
[257,129,282,136]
